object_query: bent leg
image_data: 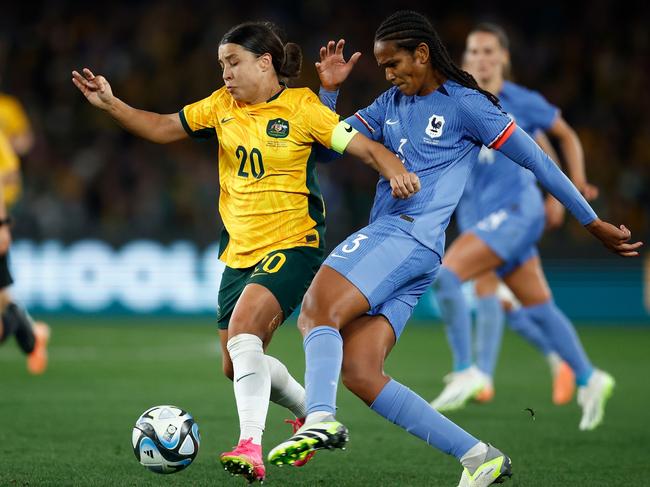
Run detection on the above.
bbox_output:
[341,314,481,460]
[505,256,594,385]
[226,284,284,445]
[299,265,370,420]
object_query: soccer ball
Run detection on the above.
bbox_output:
[131,405,200,474]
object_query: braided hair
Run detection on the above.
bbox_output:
[375,11,500,107]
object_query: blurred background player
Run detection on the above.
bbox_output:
[438,26,591,407]
[0,75,49,375]
[0,84,35,157]
[429,23,618,431]
[72,20,415,483]
[269,10,639,486]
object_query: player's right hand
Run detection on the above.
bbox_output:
[390,172,420,199]
[585,219,643,257]
[71,68,115,110]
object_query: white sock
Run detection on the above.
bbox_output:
[305,410,335,426]
[227,334,270,445]
[546,351,562,375]
[265,355,307,418]
[460,441,489,474]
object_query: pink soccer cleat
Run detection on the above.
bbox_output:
[220,438,265,483]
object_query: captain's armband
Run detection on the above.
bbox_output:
[331,121,358,154]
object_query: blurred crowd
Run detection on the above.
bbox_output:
[1,0,648,255]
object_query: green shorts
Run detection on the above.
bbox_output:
[216,246,324,329]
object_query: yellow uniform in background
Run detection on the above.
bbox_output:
[181,86,349,268]
[0,130,20,207]
[0,93,29,207]
[0,93,31,144]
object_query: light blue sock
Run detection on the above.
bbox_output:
[526,300,594,386]
[507,308,554,356]
[434,267,472,371]
[304,326,343,415]
[475,295,505,377]
[371,379,479,459]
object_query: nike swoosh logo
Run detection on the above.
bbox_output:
[385,119,399,125]
[236,372,256,382]
[344,125,353,133]
[221,117,235,123]
[329,253,348,259]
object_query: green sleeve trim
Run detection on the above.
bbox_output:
[330,121,358,154]
[178,109,216,139]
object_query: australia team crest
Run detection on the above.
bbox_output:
[425,114,445,138]
[266,118,290,138]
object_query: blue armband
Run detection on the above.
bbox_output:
[498,127,597,225]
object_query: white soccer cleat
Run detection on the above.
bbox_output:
[577,369,615,431]
[430,366,487,412]
[457,444,512,487]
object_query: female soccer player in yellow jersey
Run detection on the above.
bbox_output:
[72,21,419,483]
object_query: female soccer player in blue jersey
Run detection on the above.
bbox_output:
[268,10,641,487]
[429,24,617,430]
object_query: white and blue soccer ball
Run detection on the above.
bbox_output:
[132,405,200,474]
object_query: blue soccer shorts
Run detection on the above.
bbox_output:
[323,219,439,339]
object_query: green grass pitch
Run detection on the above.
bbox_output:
[1,317,649,486]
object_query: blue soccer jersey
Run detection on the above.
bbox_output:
[319,79,595,338]
[456,81,559,230]
[348,80,515,258]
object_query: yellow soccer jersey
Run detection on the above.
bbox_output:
[180,86,355,268]
[0,130,20,207]
[0,93,31,140]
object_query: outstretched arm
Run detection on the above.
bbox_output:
[498,126,642,256]
[72,68,187,144]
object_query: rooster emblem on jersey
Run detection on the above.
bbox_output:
[425,114,445,138]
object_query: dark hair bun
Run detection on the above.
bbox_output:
[280,42,302,79]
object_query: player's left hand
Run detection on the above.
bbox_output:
[585,219,643,257]
[577,181,599,201]
[390,172,420,199]
[316,39,361,92]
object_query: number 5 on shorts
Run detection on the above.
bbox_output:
[342,233,368,253]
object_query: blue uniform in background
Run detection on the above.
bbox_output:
[456,81,559,276]
[323,81,516,339]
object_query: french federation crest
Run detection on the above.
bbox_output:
[425,114,445,138]
[266,118,290,138]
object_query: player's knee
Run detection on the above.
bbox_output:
[298,292,341,332]
[518,292,551,308]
